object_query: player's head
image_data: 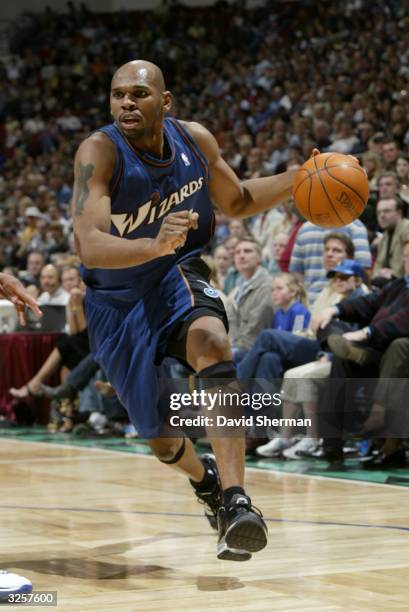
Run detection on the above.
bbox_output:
[110,60,172,140]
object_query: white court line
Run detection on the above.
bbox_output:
[1,437,409,492]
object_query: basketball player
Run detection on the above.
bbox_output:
[0,272,41,598]
[72,60,308,561]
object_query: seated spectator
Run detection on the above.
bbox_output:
[222,236,240,295]
[359,338,409,469]
[256,260,366,458]
[46,223,69,257]
[271,273,310,332]
[37,264,69,306]
[395,155,409,206]
[237,238,356,383]
[312,239,409,468]
[9,268,90,432]
[212,244,232,292]
[381,138,401,171]
[278,207,305,273]
[266,232,289,276]
[225,236,274,364]
[377,172,401,200]
[372,198,409,281]
[329,120,359,154]
[251,206,284,258]
[19,250,45,288]
[302,233,356,305]
[289,222,371,304]
[227,218,249,240]
[15,206,44,265]
[361,151,382,191]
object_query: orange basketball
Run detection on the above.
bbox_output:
[292,152,369,228]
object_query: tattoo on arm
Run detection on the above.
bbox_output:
[74,162,94,216]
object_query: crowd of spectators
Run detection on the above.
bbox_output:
[1,0,409,469]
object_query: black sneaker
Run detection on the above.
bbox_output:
[193,455,221,531]
[217,494,268,561]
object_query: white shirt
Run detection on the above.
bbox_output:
[37,287,69,306]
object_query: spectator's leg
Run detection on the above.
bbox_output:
[280,401,302,438]
[10,348,62,398]
[238,329,319,380]
[369,338,409,436]
[320,356,358,461]
[66,354,100,391]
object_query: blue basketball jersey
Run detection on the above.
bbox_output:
[81,118,214,298]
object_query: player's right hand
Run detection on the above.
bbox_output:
[152,210,199,257]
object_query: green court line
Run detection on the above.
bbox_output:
[1,426,408,486]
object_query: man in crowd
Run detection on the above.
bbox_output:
[373,198,409,280]
[225,237,274,364]
[313,239,409,468]
[289,220,371,304]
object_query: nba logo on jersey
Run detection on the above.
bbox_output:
[181,152,191,166]
[204,286,220,299]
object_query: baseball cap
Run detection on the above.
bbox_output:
[25,206,43,218]
[327,259,364,279]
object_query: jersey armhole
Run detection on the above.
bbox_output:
[109,149,123,202]
[93,127,123,202]
[167,118,209,180]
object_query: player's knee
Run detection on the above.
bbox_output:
[148,438,184,463]
[200,332,231,362]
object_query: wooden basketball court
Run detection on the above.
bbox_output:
[1,438,409,610]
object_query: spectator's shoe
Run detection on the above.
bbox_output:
[245,437,268,456]
[192,455,221,531]
[0,571,32,601]
[40,382,77,400]
[255,437,292,457]
[297,444,345,469]
[325,457,346,471]
[360,449,407,469]
[296,445,325,459]
[217,494,267,561]
[282,437,320,460]
[327,335,369,365]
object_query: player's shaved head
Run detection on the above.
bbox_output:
[112,60,166,92]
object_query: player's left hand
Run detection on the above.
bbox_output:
[0,272,42,326]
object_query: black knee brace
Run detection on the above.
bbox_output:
[196,360,241,419]
[159,437,186,464]
[197,360,237,380]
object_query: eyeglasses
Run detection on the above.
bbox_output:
[332,274,352,281]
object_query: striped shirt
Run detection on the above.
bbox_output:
[289,220,371,303]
